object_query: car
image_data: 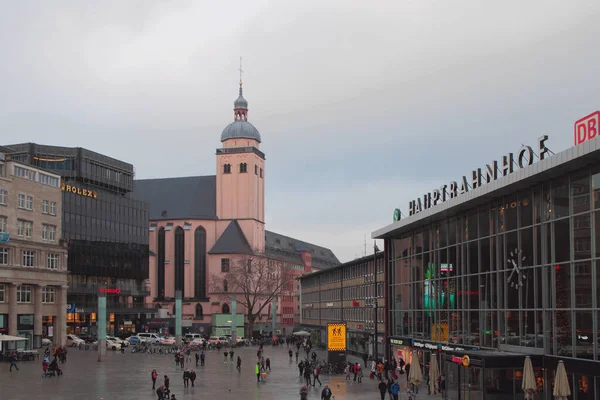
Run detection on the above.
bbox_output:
[106,336,129,347]
[161,337,176,345]
[191,338,206,346]
[42,338,52,346]
[66,334,85,347]
[127,336,141,345]
[106,338,122,351]
[207,336,220,345]
[136,333,161,344]
[184,333,203,343]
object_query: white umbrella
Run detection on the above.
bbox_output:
[409,351,423,387]
[0,335,28,342]
[553,361,571,400]
[429,356,440,394]
[293,331,310,337]
[522,356,536,399]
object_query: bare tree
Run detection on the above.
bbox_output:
[211,253,294,336]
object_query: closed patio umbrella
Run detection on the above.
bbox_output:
[409,351,423,388]
[429,356,440,394]
[553,360,571,400]
[522,356,536,399]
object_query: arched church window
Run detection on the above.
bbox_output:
[224,164,231,174]
[195,303,203,318]
[174,227,185,295]
[240,163,247,173]
[223,279,228,292]
[222,303,230,314]
[194,227,207,299]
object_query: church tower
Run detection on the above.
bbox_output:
[216,68,265,252]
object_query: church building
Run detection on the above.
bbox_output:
[132,80,339,336]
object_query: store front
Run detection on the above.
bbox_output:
[17,314,34,350]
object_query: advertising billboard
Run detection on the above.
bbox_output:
[327,323,347,351]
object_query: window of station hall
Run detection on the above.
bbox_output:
[388,166,600,358]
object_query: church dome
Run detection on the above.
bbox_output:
[234,93,248,110]
[221,120,261,143]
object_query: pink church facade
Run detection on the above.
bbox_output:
[133,83,339,336]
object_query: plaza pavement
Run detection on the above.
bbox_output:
[0,344,445,400]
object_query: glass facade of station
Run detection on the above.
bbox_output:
[387,164,600,399]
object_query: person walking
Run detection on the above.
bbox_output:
[237,356,242,372]
[440,373,447,398]
[344,363,351,380]
[303,364,312,387]
[9,353,19,371]
[378,379,388,400]
[299,360,305,377]
[164,375,170,391]
[353,362,358,382]
[195,352,199,367]
[266,357,271,371]
[357,364,363,383]
[156,385,164,400]
[295,350,299,362]
[300,385,309,400]
[390,380,400,400]
[184,369,191,388]
[229,350,234,363]
[255,362,261,382]
[321,384,333,400]
[151,369,158,389]
[190,370,196,387]
[313,365,322,387]
[223,350,229,363]
[200,351,205,366]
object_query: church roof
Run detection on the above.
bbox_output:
[132,175,341,269]
[208,220,253,255]
[132,176,217,220]
[221,120,261,143]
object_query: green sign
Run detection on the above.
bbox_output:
[393,208,401,222]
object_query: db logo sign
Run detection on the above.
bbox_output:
[574,111,600,146]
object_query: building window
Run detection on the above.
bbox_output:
[0,247,7,265]
[260,168,263,178]
[240,163,247,173]
[42,224,56,241]
[222,303,230,314]
[247,259,252,273]
[194,227,207,299]
[26,195,33,210]
[0,189,6,205]
[18,193,25,208]
[50,201,56,216]
[157,227,165,300]
[221,258,230,272]
[22,250,35,267]
[223,164,231,174]
[14,166,36,181]
[223,280,228,292]
[195,303,203,318]
[0,284,4,302]
[18,194,34,210]
[174,227,185,294]
[255,165,258,175]
[47,253,58,270]
[39,173,59,187]
[42,287,55,303]
[42,200,49,214]
[0,216,6,233]
[18,220,32,238]
[17,285,32,303]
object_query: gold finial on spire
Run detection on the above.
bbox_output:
[238,56,243,87]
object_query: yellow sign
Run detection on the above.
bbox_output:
[431,322,449,342]
[462,355,470,367]
[61,184,97,199]
[327,323,347,351]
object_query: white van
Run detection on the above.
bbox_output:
[185,333,203,343]
[137,333,161,344]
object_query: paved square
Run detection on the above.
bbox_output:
[0,345,441,400]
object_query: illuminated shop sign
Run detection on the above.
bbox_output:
[411,339,477,353]
[408,136,551,216]
[61,183,97,199]
[451,355,471,367]
[99,288,121,294]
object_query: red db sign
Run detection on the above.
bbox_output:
[574,111,600,146]
[99,288,121,294]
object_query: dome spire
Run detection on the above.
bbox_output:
[234,56,248,120]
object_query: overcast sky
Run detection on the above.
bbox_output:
[2,1,600,262]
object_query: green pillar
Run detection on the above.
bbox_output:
[231,294,237,342]
[271,296,277,335]
[97,292,106,362]
[175,290,182,345]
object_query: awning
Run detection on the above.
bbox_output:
[0,335,28,342]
